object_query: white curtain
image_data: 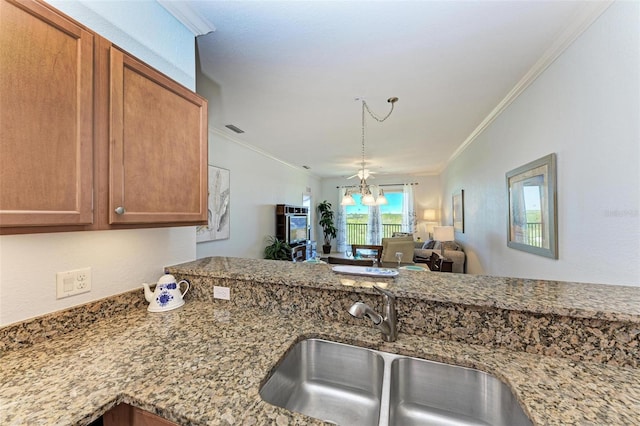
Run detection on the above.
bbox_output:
[402,184,417,234]
[367,204,383,244]
[336,188,348,253]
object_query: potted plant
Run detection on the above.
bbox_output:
[317,200,337,254]
[264,236,292,260]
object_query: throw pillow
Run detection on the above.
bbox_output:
[422,240,436,249]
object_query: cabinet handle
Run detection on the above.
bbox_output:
[114,206,126,215]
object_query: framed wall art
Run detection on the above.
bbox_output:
[197,165,230,242]
[506,153,557,259]
[452,189,464,233]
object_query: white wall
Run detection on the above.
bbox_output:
[195,73,321,259]
[440,1,639,286]
[0,1,197,326]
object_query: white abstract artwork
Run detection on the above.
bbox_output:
[197,166,230,242]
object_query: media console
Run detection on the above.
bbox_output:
[275,204,315,261]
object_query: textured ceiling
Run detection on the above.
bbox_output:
[184,1,607,178]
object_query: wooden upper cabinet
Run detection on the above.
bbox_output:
[0,0,93,228]
[0,0,208,234]
[108,46,208,225]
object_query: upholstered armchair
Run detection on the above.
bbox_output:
[380,235,415,267]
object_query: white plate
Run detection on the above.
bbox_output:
[331,265,399,277]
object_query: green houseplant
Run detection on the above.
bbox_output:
[264,236,292,260]
[317,200,337,254]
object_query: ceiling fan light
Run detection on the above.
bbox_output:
[341,193,356,206]
[362,193,376,205]
[376,192,388,205]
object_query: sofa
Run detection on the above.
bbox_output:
[414,240,466,273]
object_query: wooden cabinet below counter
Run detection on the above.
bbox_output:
[0,0,208,235]
[102,403,178,426]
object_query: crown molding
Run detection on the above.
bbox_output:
[210,127,320,177]
[157,0,216,36]
[444,1,614,170]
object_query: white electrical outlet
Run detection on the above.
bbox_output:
[56,267,92,299]
[213,286,230,300]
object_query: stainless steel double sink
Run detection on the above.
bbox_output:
[260,338,532,426]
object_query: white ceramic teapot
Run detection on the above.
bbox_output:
[142,274,190,312]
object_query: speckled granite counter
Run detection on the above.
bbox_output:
[166,257,640,322]
[166,257,640,367]
[2,256,639,425]
[2,301,639,425]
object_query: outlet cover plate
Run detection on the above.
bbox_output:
[213,286,230,300]
[56,267,91,299]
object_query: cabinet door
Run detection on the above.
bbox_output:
[103,403,178,426]
[131,407,179,426]
[109,47,208,225]
[0,0,93,228]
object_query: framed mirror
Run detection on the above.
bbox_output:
[506,153,557,259]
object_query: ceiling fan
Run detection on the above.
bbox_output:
[346,168,376,180]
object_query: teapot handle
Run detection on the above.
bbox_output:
[178,279,190,297]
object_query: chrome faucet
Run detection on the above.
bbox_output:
[348,286,397,342]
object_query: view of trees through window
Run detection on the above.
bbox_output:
[345,192,404,244]
[523,185,543,247]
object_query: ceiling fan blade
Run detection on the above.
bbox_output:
[346,169,377,180]
[357,169,377,180]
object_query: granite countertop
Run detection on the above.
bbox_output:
[166,257,640,323]
[2,300,639,425]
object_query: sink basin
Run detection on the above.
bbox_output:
[259,339,385,425]
[260,338,531,426]
[389,357,531,426]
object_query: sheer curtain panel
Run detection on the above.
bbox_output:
[402,184,417,235]
[336,188,348,253]
[367,204,383,244]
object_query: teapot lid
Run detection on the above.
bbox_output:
[157,274,176,284]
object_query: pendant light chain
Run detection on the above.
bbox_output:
[363,99,396,122]
[361,101,367,172]
[360,99,397,172]
[342,97,398,206]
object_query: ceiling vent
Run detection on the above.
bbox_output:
[225,124,245,134]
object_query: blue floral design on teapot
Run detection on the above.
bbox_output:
[156,291,174,306]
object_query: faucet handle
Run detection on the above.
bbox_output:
[372,285,398,342]
[373,285,395,300]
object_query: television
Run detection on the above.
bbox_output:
[288,215,308,245]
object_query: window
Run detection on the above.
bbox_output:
[345,194,368,244]
[380,192,403,237]
[302,192,312,240]
[345,191,403,244]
